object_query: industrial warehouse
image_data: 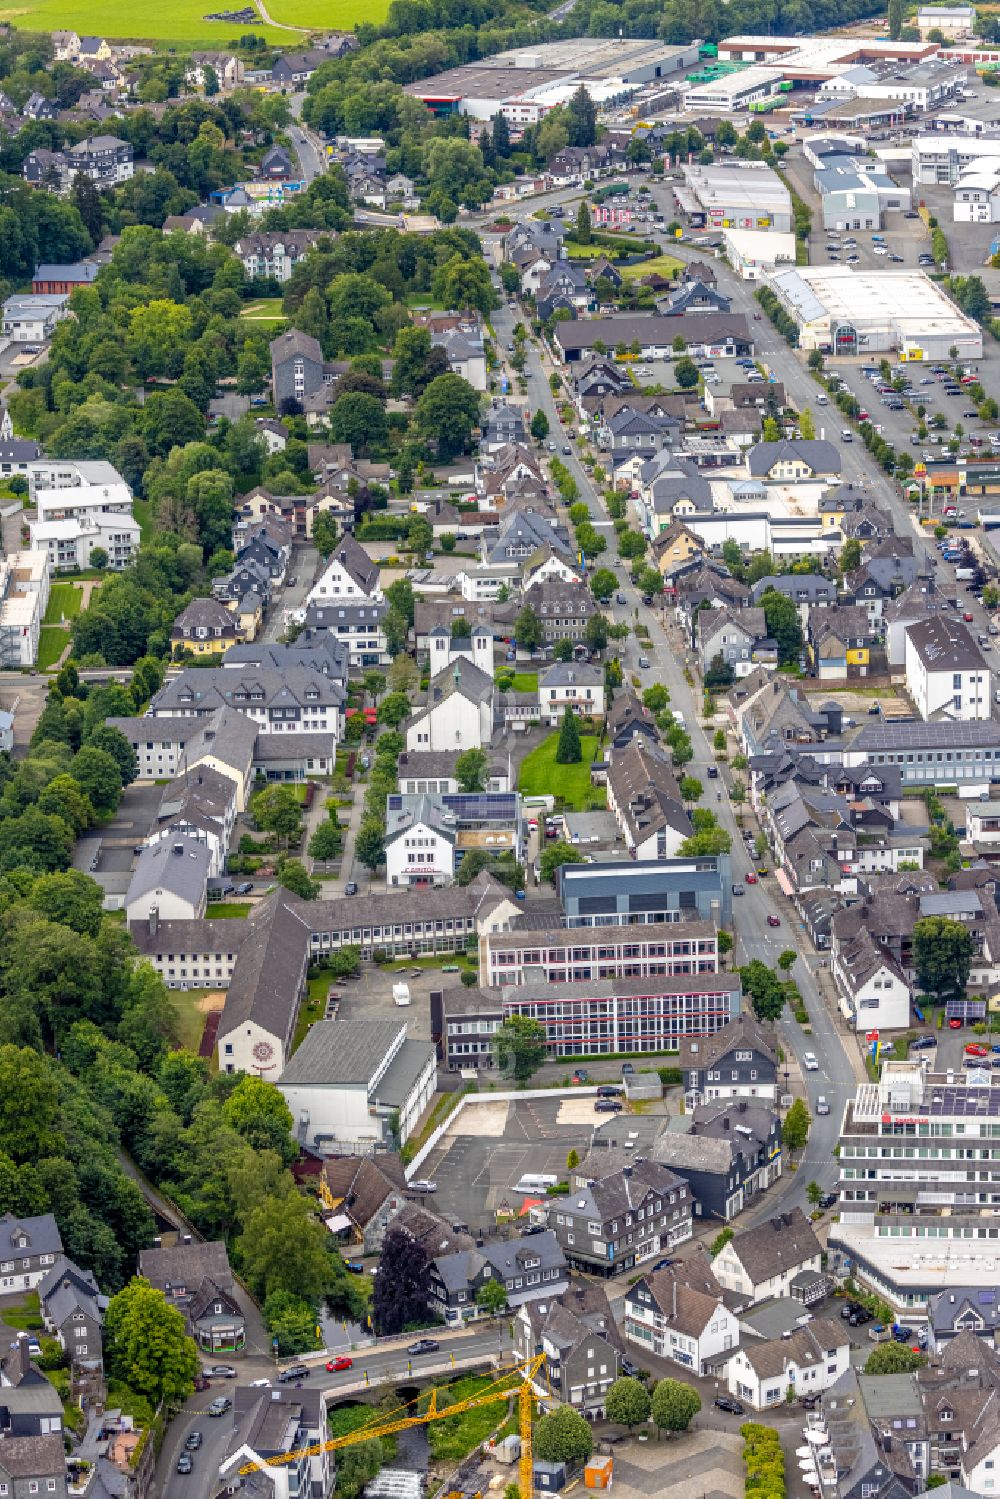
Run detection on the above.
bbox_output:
[403,38,701,122]
[767,266,983,360]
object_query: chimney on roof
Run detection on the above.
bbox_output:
[149,906,158,937]
[173,843,185,856]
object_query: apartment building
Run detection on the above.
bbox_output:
[550,1158,693,1277]
[27,458,138,572]
[0,549,50,668]
[500,972,740,1057]
[479,920,720,989]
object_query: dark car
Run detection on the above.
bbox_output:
[562,445,572,455]
[707,765,719,778]
[893,1325,915,1342]
[652,1257,676,1271]
[521,1223,546,1236]
[715,1396,746,1415]
[819,1192,838,1209]
[407,1339,440,1356]
[193,1375,210,1392]
[208,1397,231,1417]
[345,881,358,896]
[573,1069,590,1083]
[799,1394,821,1410]
[594,1099,623,1112]
[621,1062,635,1076]
[850,1309,874,1326]
[234,882,253,896]
[185,1432,203,1452]
[597,1084,622,1097]
[277,1364,309,1383]
[177,1456,194,1475]
[621,1358,640,1378]
[910,1035,937,1050]
[206,1365,237,1379]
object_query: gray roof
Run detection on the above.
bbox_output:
[38,1256,103,1329]
[138,1240,233,1294]
[651,1132,734,1173]
[385,794,457,849]
[432,1229,566,1294]
[152,667,344,717]
[223,636,349,679]
[677,1012,777,1073]
[126,835,210,912]
[905,614,986,674]
[253,732,336,763]
[373,1039,436,1108]
[857,1371,923,1420]
[851,718,1000,752]
[0,1435,66,1479]
[747,438,841,478]
[172,597,241,635]
[278,1020,406,1087]
[725,1207,821,1285]
[929,1285,1000,1336]
[0,1215,61,1261]
[219,890,312,1043]
[539,661,603,689]
[740,1317,846,1379]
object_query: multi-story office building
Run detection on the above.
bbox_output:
[832,1060,1000,1314]
[501,973,741,1057]
[479,920,719,989]
[556,856,731,931]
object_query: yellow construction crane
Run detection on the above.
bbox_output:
[238,1352,547,1499]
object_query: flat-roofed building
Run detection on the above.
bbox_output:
[679,161,793,232]
[769,266,982,361]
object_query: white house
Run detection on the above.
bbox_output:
[966,801,1000,846]
[623,1268,740,1376]
[218,1387,331,1499]
[28,458,139,572]
[277,1019,436,1150]
[712,1209,823,1306]
[523,549,579,590]
[726,1319,850,1411]
[831,926,912,1032]
[406,658,495,753]
[538,661,605,726]
[306,535,382,604]
[1,293,69,342]
[904,616,991,722]
[384,795,458,888]
[0,548,50,667]
[124,836,210,924]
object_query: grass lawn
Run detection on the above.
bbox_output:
[0,1293,42,1331]
[421,1373,518,1462]
[37,626,69,672]
[328,1402,397,1461]
[292,973,329,1054]
[519,733,604,811]
[166,987,219,1053]
[42,582,84,625]
[266,0,391,23]
[620,253,683,281]
[510,672,538,693]
[241,299,287,329]
[205,903,251,918]
[133,498,154,547]
[2,0,294,44]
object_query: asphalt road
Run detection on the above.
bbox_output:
[288,92,326,184]
[490,290,859,1214]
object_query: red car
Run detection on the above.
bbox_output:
[326,1357,353,1373]
[767,915,780,927]
[965,1043,990,1057]
[745,871,758,885]
[949,1017,963,1030]
[964,612,975,622]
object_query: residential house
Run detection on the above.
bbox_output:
[727,1318,850,1410]
[319,1154,411,1254]
[428,317,487,391]
[515,1281,622,1416]
[624,1261,740,1376]
[554,313,753,364]
[270,328,329,408]
[746,438,842,483]
[429,1231,568,1326]
[607,691,660,758]
[928,1288,1000,1352]
[651,1100,783,1221]
[697,605,770,679]
[884,577,954,668]
[185,52,245,89]
[270,49,329,87]
[149,665,344,743]
[749,572,838,622]
[302,600,389,668]
[482,403,527,451]
[0,1216,63,1293]
[904,615,991,722]
[124,835,210,925]
[665,279,733,315]
[606,739,691,859]
[677,1012,778,1109]
[550,1158,693,1277]
[830,924,912,1031]
[538,662,604,725]
[0,1334,64,1437]
[234,231,319,284]
[0,1435,68,1499]
[259,145,293,180]
[524,580,596,646]
[62,135,133,188]
[808,605,880,681]
[307,535,382,605]
[37,1258,104,1377]
[170,597,246,657]
[711,1207,822,1306]
[1,295,69,344]
[218,1385,330,1499]
[845,541,923,623]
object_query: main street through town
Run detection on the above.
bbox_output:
[487,230,866,1214]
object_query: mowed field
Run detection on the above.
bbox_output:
[1,0,287,45]
[265,0,391,24]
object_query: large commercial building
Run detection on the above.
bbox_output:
[404,39,700,123]
[479,919,719,988]
[842,718,1000,790]
[683,33,939,113]
[557,856,732,931]
[831,1061,1000,1314]
[502,972,742,1056]
[767,267,982,361]
[679,161,793,233]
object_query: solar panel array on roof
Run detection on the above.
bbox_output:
[928,1085,1000,1115]
[852,720,1000,750]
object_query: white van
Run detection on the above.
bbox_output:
[515,1174,558,1194]
[816,394,828,405]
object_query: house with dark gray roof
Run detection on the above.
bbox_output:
[0,1434,68,1499]
[429,1230,568,1326]
[320,1155,411,1254]
[653,1100,782,1222]
[38,1258,104,1378]
[124,835,210,925]
[515,1279,622,1415]
[904,615,991,723]
[0,1334,64,1437]
[677,1012,778,1108]
[928,1287,1000,1352]
[216,891,313,1078]
[606,739,691,860]
[726,1316,849,1410]
[746,438,841,482]
[554,1159,693,1278]
[170,597,245,657]
[607,691,659,758]
[219,1383,330,1499]
[0,1216,63,1293]
[623,1262,740,1376]
[277,1019,436,1152]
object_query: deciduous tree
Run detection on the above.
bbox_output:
[534,1405,594,1464]
[651,1378,700,1437]
[105,1277,199,1406]
[373,1228,431,1335]
[493,1015,547,1082]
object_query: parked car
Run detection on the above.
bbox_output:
[594,1099,623,1112]
[234,882,253,896]
[572,1068,590,1083]
[910,1035,937,1050]
[767,914,780,928]
[345,882,358,896]
[803,1052,819,1070]
[597,1084,622,1097]
[965,1043,990,1057]
[407,1339,440,1356]
[621,1062,635,1076]
[206,1365,237,1379]
[409,1180,437,1193]
[819,1192,839,1210]
[715,1396,746,1415]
